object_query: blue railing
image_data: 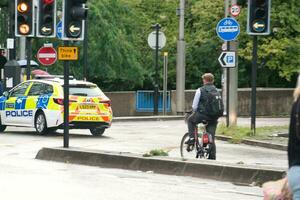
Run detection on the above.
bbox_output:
[136,90,171,112]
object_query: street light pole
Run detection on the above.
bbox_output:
[176,0,186,115]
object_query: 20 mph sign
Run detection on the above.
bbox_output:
[230,5,241,17]
[37,46,57,66]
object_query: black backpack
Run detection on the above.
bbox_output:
[200,87,224,118]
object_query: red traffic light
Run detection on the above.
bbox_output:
[43,0,54,4]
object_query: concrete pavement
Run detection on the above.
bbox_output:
[35,117,290,185]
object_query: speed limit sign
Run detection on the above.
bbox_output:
[230,4,241,17]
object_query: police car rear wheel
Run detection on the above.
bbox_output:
[90,128,105,136]
[35,112,48,135]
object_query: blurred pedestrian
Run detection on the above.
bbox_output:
[287,74,300,199]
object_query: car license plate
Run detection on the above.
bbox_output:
[79,104,96,109]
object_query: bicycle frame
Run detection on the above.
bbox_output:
[194,122,212,159]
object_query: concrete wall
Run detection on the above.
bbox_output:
[106,88,294,117]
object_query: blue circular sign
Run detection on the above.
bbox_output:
[216,18,240,41]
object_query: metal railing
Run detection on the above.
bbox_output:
[136,90,171,112]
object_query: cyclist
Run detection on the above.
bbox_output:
[186,73,223,160]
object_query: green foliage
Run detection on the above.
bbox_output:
[143,149,169,157]
[1,0,299,90]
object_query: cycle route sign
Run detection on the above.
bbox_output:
[216,18,240,41]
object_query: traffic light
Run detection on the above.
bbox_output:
[37,0,57,37]
[62,0,88,41]
[247,0,271,35]
[15,0,34,37]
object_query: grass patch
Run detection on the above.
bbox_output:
[143,149,169,157]
[217,123,288,143]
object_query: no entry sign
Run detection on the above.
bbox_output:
[37,46,57,66]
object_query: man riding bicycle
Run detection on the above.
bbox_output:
[186,73,223,160]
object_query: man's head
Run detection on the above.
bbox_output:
[202,73,214,84]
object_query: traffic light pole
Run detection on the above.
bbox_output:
[63,41,70,148]
[251,35,258,135]
[26,37,31,80]
[83,18,88,80]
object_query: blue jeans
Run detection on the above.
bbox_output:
[288,166,300,200]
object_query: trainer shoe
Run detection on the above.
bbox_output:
[185,137,195,145]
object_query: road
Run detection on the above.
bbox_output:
[0,118,289,199]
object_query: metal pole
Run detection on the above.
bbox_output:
[26,37,31,80]
[153,23,160,115]
[63,41,70,148]
[19,37,26,81]
[251,35,257,135]
[163,52,168,115]
[176,0,185,115]
[8,0,16,60]
[83,19,88,81]
[222,0,229,126]
[229,0,238,126]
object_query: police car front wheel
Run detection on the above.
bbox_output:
[35,112,48,135]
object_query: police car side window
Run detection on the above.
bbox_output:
[43,84,53,95]
[28,82,44,96]
[10,82,30,97]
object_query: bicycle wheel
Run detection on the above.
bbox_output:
[180,132,198,159]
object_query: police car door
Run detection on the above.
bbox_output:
[2,82,31,125]
[26,82,53,126]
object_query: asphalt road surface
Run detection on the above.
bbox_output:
[0,118,289,200]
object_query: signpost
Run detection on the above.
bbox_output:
[37,46,57,66]
[216,17,240,41]
[218,51,236,68]
[148,24,166,115]
[217,17,240,127]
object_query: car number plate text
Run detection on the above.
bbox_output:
[79,104,96,109]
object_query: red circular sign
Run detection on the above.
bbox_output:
[230,4,241,17]
[37,46,57,66]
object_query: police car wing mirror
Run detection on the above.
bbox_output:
[3,91,9,97]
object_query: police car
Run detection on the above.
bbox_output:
[0,76,113,136]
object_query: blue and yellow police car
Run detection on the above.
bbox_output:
[0,76,113,136]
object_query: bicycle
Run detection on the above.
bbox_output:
[180,112,213,159]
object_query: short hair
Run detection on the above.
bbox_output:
[202,73,214,83]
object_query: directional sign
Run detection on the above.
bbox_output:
[216,18,240,41]
[147,31,166,50]
[57,21,62,39]
[230,4,241,17]
[58,47,78,61]
[218,51,236,68]
[37,46,57,66]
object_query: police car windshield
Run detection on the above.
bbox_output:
[69,85,104,97]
